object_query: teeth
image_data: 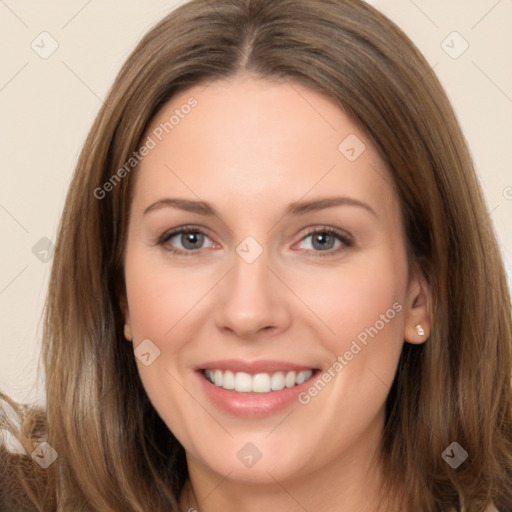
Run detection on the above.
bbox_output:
[235,372,252,392]
[204,369,314,393]
[296,371,307,385]
[285,371,296,388]
[223,370,235,390]
[252,373,270,393]
[270,371,285,391]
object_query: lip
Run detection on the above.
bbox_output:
[195,361,320,418]
[195,359,316,374]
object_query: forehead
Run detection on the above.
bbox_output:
[133,74,398,220]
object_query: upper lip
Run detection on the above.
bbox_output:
[196,359,318,374]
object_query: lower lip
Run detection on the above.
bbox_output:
[196,370,319,418]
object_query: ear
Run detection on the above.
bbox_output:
[120,295,133,342]
[403,267,431,345]
[124,321,133,342]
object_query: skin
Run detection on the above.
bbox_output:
[123,73,431,512]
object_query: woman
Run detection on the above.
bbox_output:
[1,0,511,510]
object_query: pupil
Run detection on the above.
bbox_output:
[179,232,334,251]
[183,232,203,249]
[313,233,333,250]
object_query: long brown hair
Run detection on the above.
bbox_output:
[2,0,511,510]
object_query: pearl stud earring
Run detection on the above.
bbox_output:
[415,324,425,336]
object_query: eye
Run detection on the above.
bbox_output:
[155,225,353,257]
[157,226,216,255]
[294,227,353,256]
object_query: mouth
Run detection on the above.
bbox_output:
[201,368,319,393]
[195,359,322,417]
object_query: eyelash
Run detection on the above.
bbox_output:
[156,225,353,257]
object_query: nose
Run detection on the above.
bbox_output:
[214,244,292,340]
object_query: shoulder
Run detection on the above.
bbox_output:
[0,448,42,511]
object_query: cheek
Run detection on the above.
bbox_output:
[124,247,205,341]
[296,249,407,350]
[125,237,408,361]
[123,249,204,432]
[122,232,409,476]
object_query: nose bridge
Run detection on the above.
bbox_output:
[232,241,271,294]
[230,237,275,308]
[214,235,290,336]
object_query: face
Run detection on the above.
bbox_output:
[123,73,430,486]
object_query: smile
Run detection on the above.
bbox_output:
[203,369,315,393]
[196,359,322,417]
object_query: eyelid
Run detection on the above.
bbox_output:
[156,224,354,256]
[296,225,353,244]
[156,225,216,254]
[156,225,210,244]
[293,226,353,256]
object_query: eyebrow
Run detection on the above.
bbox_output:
[143,196,377,218]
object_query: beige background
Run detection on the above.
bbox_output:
[1,0,511,405]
